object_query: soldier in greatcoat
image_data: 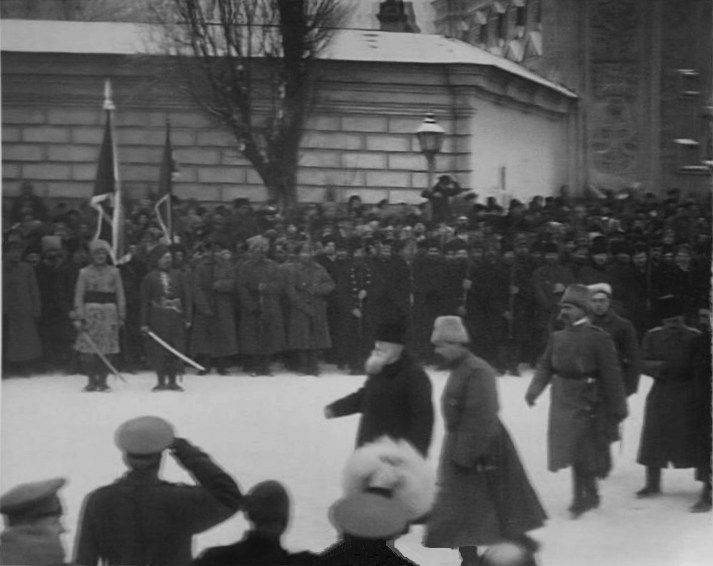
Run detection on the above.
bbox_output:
[588,283,642,396]
[531,242,575,361]
[333,240,377,374]
[190,241,238,375]
[140,247,193,391]
[284,241,335,375]
[2,239,42,376]
[236,236,286,376]
[690,304,712,513]
[74,416,243,566]
[635,295,702,502]
[425,316,546,566]
[526,284,628,518]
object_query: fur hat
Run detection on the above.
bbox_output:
[41,235,62,253]
[247,235,269,251]
[657,294,683,319]
[431,316,470,344]
[331,437,436,538]
[89,239,111,255]
[375,319,406,345]
[590,236,609,256]
[587,283,612,297]
[559,284,590,310]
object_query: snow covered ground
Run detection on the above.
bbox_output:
[1,367,711,566]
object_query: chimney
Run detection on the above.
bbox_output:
[377,0,420,33]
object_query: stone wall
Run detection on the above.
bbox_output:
[2,50,573,207]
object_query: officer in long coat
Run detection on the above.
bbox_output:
[236,236,286,376]
[635,295,701,500]
[526,284,627,518]
[285,242,335,375]
[74,416,242,566]
[333,240,377,374]
[690,304,712,513]
[325,320,434,457]
[140,247,193,391]
[425,316,546,566]
[190,241,238,374]
[531,243,574,360]
[587,283,642,396]
[2,240,42,375]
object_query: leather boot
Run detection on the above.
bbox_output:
[153,372,167,391]
[459,546,481,566]
[568,467,585,516]
[167,373,184,391]
[636,467,662,497]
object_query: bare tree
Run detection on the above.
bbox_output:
[149,0,351,206]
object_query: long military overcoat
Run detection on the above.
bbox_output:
[236,257,286,356]
[526,321,628,477]
[189,257,238,358]
[425,353,546,548]
[285,260,335,351]
[637,322,700,468]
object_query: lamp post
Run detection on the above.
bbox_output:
[415,113,446,193]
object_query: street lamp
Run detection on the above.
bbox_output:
[415,113,446,193]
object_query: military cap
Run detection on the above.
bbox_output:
[657,294,683,319]
[444,239,468,253]
[0,478,66,525]
[588,283,612,297]
[115,416,175,455]
[329,492,408,539]
[590,236,609,256]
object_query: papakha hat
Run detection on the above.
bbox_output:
[329,492,408,539]
[587,283,612,297]
[115,416,174,455]
[431,316,470,344]
[559,284,590,310]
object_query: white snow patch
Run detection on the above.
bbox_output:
[1,370,711,566]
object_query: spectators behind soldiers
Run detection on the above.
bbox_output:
[3,184,712,378]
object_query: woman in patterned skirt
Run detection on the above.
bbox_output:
[73,240,125,392]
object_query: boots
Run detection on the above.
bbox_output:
[81,355,98,392]
[459,546,481,566]
[690,482,712,513]
[166,372,183,391]
[153,372,167,392]
[95,370,110,392]
[636,467,662,497]
[570,468,598,518]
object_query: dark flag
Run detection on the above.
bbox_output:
[155,119,178,242]
[90,80,124,261]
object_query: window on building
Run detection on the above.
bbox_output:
[497,12,506,39]
[516,4,528,27]
[478,22,488,44]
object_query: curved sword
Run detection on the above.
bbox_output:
[146,330,206,372]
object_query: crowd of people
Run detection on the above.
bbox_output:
[3,180,711,383]
[2,177,711,565]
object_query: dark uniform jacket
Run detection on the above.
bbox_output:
[591,310,641,396]
[637,322,701,468]
[527,320,628,475]
[194,531,318,566]
[74,439,242,566]
[321,537,416,566]
[327,352,434,456]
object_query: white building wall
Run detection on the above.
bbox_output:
[469,97,570,204]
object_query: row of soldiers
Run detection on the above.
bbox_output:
[3,221,710,382]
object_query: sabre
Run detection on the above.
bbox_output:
[146,330,206,371]
[79,330,127,383]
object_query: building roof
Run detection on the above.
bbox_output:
[1,19,576,98]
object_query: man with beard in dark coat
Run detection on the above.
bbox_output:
[587,283,642,396]
[324,319,434,457]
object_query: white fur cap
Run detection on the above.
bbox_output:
[587,282,612,297]
[431,315,470,344]
[341,436,436,520]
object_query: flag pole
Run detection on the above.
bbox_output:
[166,118,173,243]
[104,80,123,263]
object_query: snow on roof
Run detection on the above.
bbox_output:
[1,19,576,98]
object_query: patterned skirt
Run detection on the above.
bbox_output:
[74,303,120,355]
